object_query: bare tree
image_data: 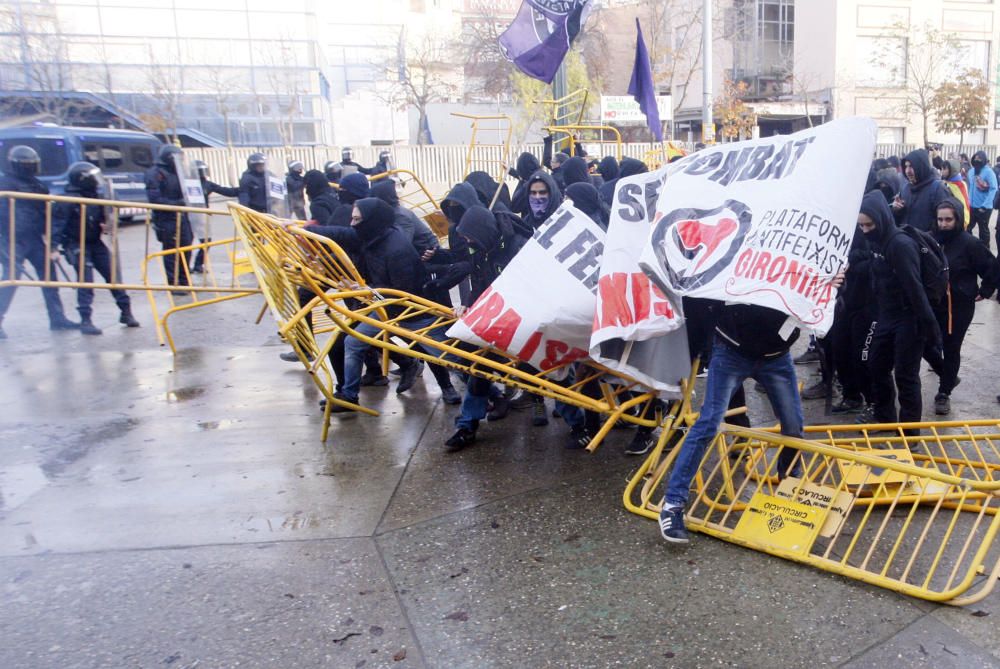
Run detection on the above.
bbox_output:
[391,34,459,145]
[457,5,513,101]
[144,45,184,144]
[0,2,80,124]
[195,65,241,148]
[258,36,308,148]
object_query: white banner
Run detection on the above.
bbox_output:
[638,117,876,336]
[590,168,691,395]
[446,203,604,375]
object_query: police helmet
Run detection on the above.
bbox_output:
[157,144,183,167]
[8,145,40,177]
[287,160,304,174]
[194,160,209,179]
[379,150,391,161]
[247,152,267,171]
[341,147,353,162]
[67,161,103,192]
[324,160,343,181]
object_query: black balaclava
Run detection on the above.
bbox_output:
[338,172,370,205]
[859,189,895,246]
[597,156,619,182]
[619,157,648,178]
[561,156,591,188]
[566,182,607,229]
[370,179,400,208]
[933,197,965,244]
[515,152,540,180]
[456,205,500,253]
[304,170,330,199]
[352,197,396,244]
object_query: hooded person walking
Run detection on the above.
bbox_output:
[894,148,948,232]
[966,150,998,248]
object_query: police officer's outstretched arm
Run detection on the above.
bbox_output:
[237,173,253,207]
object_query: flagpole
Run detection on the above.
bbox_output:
[702,0,713,143]
[552,61,568,153]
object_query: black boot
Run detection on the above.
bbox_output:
[119,306,140,327]
[49,313,80,330]
[79,317,103,335]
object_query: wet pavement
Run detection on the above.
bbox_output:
[2,226,1000,668]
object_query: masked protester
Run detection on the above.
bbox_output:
[599,157,648,206]
[894,148,948,232]
[966,150,998,249]
[145,144,193,288]
[329,172,370,227]
[370,180,438,256]
[565,182,609,230]
[523,171,562,229]
[55,162,139,335]
[285,160,307,219]
[465,170,512,210]
[509,152,541,218]
[550,151,570,193]
[303,170,340,226]
[0,145,79,337]
[560,156,592,189]
[859,190,940,434]
[923,199,1000,414]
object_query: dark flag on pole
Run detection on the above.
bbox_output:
[498,0,593,84]
[627,19,663,142]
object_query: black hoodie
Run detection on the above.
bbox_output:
[598,157,648,206]
[597,156,619,182]
[371,179,438,254]
[303,170,340,226]
[465,171,512,209]
[932,197,1000,303]
[862,190,940,344]
[454,205,528,306]
[898,148,947,232]
[523,170,563,229]
[352,198,426,298]
[511,153,541,216]
[566,182,608,230]
[561,156,591,189]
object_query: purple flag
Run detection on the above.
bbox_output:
[498,0,592,84]
[627,19,662,142]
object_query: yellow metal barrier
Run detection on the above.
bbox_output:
[0,190,261,351]
[543,124,623,161]
[626,413,1000,605]
[369,169,448,239]
[450,113,513,208]
[229,204,675,445]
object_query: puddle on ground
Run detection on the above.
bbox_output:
[196,419,239,431]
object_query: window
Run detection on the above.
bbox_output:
[877,127,905,144]
[130,145,154,169]
[856,36,906,87]
[0,138,70,177]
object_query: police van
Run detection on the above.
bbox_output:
[0,125,163,220]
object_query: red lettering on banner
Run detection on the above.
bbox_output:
[595,272,675,330]
[475,308,521,351]
[463,287,500,331]
[516,330,543,361]
[540,339,589,370]
[731,249,836,309]
[462,287,522,351]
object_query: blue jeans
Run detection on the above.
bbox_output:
[663,341,803,507]
[342,314,447,401]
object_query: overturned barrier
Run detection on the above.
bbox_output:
[229,203,675,445]
[0,190,260,351]
[626,418,1000,605]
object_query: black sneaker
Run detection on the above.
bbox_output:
[565,426,591,450]
[531,399,549,426]
[445,427,477,452]
[794,349,820,365]
[79,319,102,336]
[49,315,80,331]
[625,432,656,456]
[658,505,689,543]
[831,397,864,414]
[328,391,357,413]
[855,404,876,424]
[934,392,951,415]
[509,391,536,410]
[487,395,510,421]
[440,384,461,405]
[360,371,389,387]
[396,361,424,394]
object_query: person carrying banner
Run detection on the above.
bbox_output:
[565,182,609,230]
[859,190,940,434]
[924,198,1000,414]
[598,157,648,206]
[893,148,948,232]
[658,300,832,543]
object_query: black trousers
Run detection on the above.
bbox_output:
[870,316,924,427]
[831,306,876,403]
[155,217,193,286]
[924,299,975,396]
[0,229,67,322]
[970,207,992,248]
[65,241,130,318]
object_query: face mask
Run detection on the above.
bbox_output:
[529,196,549,215]
[862,227,880,243]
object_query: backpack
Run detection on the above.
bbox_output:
[895,224,950,305]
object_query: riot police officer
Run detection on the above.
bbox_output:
[371,150,393,176]
[339,147,374,176]
[323,160,342,185]
[191,160,238,273]
[144,144,193,288]
[56,162,139,334]
[238,152,269,213]
[286,160,306,219]
[0,145,79,338]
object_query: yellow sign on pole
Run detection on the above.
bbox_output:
[702,123,716,144]
[731,492,826,555]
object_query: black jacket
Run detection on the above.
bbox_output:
[453,206,529,307]
[353,198,426,299]
[933,198,1000,303]
[0,174,49,237]
[55,186,103,246]
[238,170,269,213]
[561,156,592,189]
[465,171,511,209]
[598,157,648,206]
[565,182,608,230]
[841,225,873,313]
[862,190,940,344]
[201,178,238,206]
[304,170,340,226]
[597,156,619,182]
[715,303,801,359]
[898,148,948,232]
[510,152,541,218]
[370,180,439,254]
[144,164,187,228]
